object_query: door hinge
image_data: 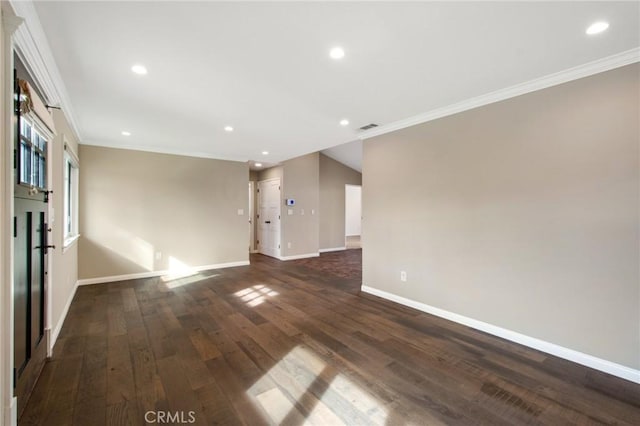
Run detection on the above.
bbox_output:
[278,215,280,220]
[278,244,280,249]
[257,188,260,193]
[13,367,16,388]
[13,217,17,238]
[257,240,259,245]
[13,149,17,169]
[278,186,281,190]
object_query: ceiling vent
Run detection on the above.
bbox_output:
[359,123,379,131]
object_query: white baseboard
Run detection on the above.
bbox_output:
[6,396,16,426]
[50,279,79,354]
[250,249,259,254]
[319,247,346,253]
[45,328,51,357]
[277,253,320,261]
[77,260,250,286]
[361,285,640,384]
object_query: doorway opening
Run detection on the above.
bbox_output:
[345,184,361,249]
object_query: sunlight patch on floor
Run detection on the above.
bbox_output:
[160,256,220,289]
[161,256,198,281]
[234,284,279,307]
[249,345,388,425]
[162,273,219,289]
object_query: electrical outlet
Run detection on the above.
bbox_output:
[287,242,292,249]
[400,271,407,282]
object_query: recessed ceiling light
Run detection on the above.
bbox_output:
[131,64,148,75]
[262,151,269,155]
[340,119,349,126]
[255,163,263,167]
[330,46,345,60]
[121,131,131,136]
[224,126,234,132]
[586,21,609,35]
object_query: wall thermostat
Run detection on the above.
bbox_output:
[286,199,295,206]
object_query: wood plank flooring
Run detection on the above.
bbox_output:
[21,250,640,425]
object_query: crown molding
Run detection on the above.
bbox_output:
[9,0,83,140]
[359,47,640,140]
[81,139,251,164]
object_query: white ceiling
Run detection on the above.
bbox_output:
[32,1,639,169]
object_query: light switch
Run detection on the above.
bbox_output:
[300,209,305,215]
[237,209,244,215]
[311,209,315,215]
[288,209,293,215]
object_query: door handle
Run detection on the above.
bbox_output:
[38,222,55,253]
[265,221,271,224]
[35,245,55,253]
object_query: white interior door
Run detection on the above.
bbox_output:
[257,178,281,258]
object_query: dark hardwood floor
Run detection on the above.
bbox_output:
[21,250,640,425]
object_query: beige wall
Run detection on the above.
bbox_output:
[255,157,320,258]
[319,154,362,250]
[257,165,283,182]
[281,153,319,257]
[363,64,639,369]
[49,110,80,339]
[79,146,249,279]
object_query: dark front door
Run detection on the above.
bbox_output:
[13,74,50,417]
[13,191,48,415]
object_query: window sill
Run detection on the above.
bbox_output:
[63,234,80,253]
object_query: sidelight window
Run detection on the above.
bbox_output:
[63,147,79,246]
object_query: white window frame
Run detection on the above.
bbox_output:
[63,144,79,249]
[18,113,50,190]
